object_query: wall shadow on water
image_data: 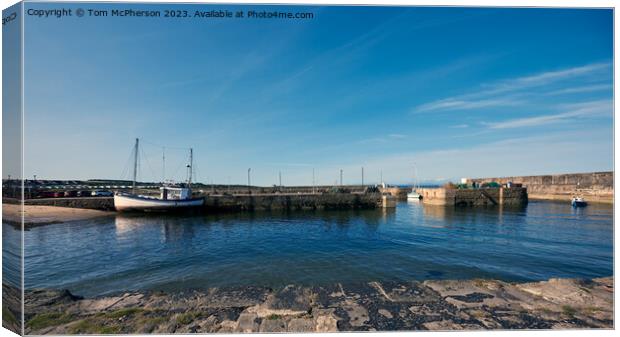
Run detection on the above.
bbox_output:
[113,207,393,243]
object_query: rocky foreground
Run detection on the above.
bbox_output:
[12,277,614,334]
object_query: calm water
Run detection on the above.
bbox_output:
[3,200,614,297]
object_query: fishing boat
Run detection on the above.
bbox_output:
[407,164,422,200]
[114,138,204,212]
[571,196,587,207]
[407,189,422,200]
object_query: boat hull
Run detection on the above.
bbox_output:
[114,194,204,212]
[407,193,422,200]
[572,201,587,207]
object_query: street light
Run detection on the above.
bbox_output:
[312,168,315,194]
[361,167,364,187]
[247,168,251,194]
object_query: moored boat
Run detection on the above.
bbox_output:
[114,188,204,212]
[571,196,587,207]
[407,190,422,200]
[114,138,204,212]
[407,163,422,201]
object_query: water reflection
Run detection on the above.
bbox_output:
[116,214,199,243]
[115,209,389,243]
[15,200,613,297]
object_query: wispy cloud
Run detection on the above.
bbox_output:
[415,98,516,113]
[483,99,612,129]
[545,84,612,96]
[497,62,610,90]
[412,61,612,114]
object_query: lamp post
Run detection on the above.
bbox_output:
[312,168,315,194]
[361,167,364,187]
[247,168,251,194]
[340,169,343,186]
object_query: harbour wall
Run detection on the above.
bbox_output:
[202,193,383,212]
[379,187,409,198]
[417,187,528,206]
[22,197,115,210]
[469,172,613,203]
[15,193,385,212]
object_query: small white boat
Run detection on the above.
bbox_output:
[114,138,204,212]
[407,163,422,200]
[571,196,587,207]
[407,191,422,200]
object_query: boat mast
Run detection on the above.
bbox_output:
[132,138,139,193]
[188,148,193,188]
[412,163,419,190]
[162,147,165,184]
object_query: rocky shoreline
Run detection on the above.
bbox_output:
[5,276,613,334]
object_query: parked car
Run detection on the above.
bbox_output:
[64,190,78,197]
[77,190,91,197]
[53,191,64,198]
[91,190,113,197]
[39,191,56,198]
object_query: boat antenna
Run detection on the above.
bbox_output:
[162,146,165,184]
[188,148,193,188]
[133,138,139,193]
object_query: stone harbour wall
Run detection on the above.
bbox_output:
[24,197,115,210]
[203,193,382,212]
[469,172,613,203]
[18,193,383,212]
[417,187,527,206]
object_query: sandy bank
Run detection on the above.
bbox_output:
[2,204,114,226]
[11,276,613,334]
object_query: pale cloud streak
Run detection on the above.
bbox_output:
[483,99,612,129]
[415,98,517,113]
[545,84,612,96]
[412,61,612,114]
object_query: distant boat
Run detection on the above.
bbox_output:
[114,138,204,212]
[571,196,587,207]
[407,164,422,201]
[407,190,422,200]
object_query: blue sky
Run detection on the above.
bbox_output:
[21,4,613,185]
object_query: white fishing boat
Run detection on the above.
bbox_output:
[407,164,422,200]
[114,138,204,212]
[571,196,587,207]
[407,190,422,200]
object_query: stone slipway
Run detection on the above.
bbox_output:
[14,276,613,334]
